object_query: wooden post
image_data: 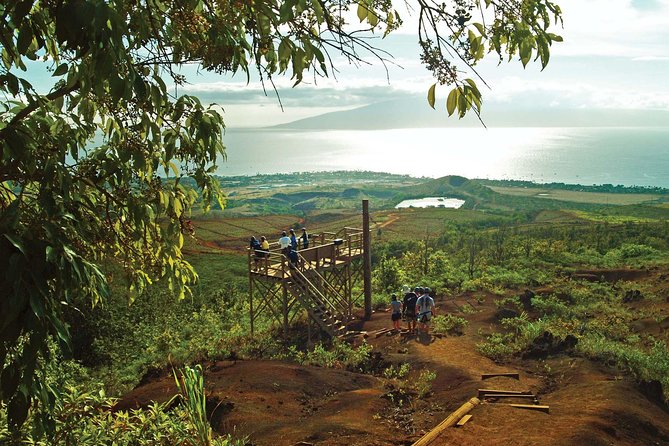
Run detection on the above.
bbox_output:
[362,199,372,320]
[282,282,289,337]
[249,273,254,336]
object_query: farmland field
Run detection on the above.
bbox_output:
[489,185,665,205]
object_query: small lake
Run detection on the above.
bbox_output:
[395,197,466,209]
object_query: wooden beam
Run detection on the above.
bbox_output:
[412,397,480,446]
[483,394,536,400]
[481,372,520,380]
[509,404,550,414]
[456,414,472,427]
[362,200,372,320]
[478,389,532,398]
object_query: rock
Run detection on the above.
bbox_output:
[519,289,535,310]
[522,331,578,359]
[639,380,668,410]
[495,307,519,320]
[623,289,643,303]
[659,316,669,331]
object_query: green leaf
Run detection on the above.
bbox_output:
[458,90,468,118]
[368,10,379,27]
[427,83,436,109]
[17,23,34,55]
[52,63,68,77]
[548,33,563,42]
[357,3,368,22]
[446,88,458,116]
[4,234,26,256]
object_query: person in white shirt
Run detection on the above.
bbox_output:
[278,231,291,255]
[416,287,435,334]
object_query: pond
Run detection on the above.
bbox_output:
[395,197,466,209]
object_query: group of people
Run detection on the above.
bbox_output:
[389,286,436,334]
[249,228,309,271]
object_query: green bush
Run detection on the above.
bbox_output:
[383,363,411,380]
[578,335,669,402]
[0,367,247,446]
[476,333,518,362]
[432,314,468,335]
[286,340,373,372]
[414,370,437,398]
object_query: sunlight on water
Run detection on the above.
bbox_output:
[219,127,669,187]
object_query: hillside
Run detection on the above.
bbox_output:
[274,99,669,130]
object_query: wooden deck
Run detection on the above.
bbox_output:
[248,231,364,281]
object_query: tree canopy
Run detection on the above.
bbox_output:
[0,0,562,431]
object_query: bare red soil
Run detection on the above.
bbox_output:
[118,269,669,446]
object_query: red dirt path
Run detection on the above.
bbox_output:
[118,272,669,446]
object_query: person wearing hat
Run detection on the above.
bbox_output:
[389,294,402,330]
[402,286,419,333]
[416,286,436,334]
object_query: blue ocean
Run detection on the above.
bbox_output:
[217,127,669,188]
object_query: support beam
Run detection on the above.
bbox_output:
[509,404,550,414]
[362,199,372,320]
[481,372,520,380]
[412,397,480,446]
[478,389,533,398]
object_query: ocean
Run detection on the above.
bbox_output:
[217,127,669,188]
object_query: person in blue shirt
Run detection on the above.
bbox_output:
[287,245,299,268]
[289,228,298,251]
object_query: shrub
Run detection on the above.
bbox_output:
[383,363,411,380]
[288,340,373,372]
[415,370,437,398]
[0,367,247,446]
[476,333,518,362]
[432,314,468,335]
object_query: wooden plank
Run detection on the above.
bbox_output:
[374,328,392,338]
[481,372,520,380]
[478,389,532,398]
[509,404,550,414]
[456,414,472,427]
[411,397,480,446]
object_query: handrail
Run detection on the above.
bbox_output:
[289,266,340,316]
[296,252,349,315]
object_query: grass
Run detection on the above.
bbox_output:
[489,186,663,205]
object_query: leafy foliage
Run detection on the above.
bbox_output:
[1,0,564,430]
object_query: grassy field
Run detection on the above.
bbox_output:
[489,185,664,205]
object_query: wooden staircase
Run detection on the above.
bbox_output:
[286,257,350,337]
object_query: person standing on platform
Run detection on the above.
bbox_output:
[279,231,290,255]
[289,228,298,251]
[300,227,309,250]
[259,236,270,271]
[249,236,261,271]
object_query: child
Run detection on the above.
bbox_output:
[389,294,402,330]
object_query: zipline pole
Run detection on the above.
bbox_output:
[363,199,372,320]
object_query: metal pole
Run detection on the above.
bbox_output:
[362,199,372,320]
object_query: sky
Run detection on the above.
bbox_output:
[176,0,669,127]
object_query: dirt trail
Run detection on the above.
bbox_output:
[118,276,669,446]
